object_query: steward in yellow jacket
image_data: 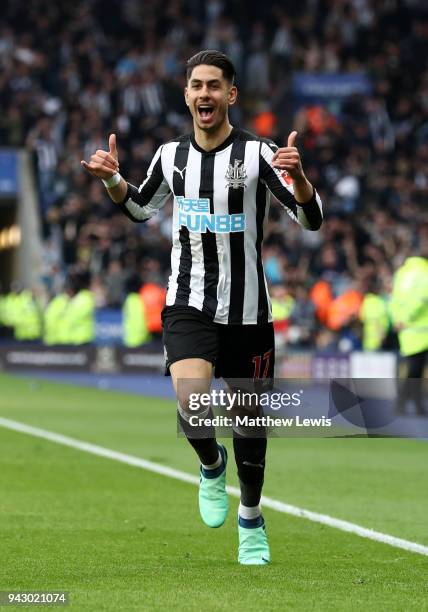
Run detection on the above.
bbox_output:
[13,289,43,341]
[43,293,70,345]
[64,271,95,345]
[359,291,390,351]
[390,256,428,415]
[390,257,428,357]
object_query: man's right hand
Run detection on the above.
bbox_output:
[81,133,119,179]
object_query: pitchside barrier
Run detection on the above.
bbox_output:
[0,343,398,378]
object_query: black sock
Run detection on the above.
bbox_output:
[233,433,267,507]
[177,410,220,466]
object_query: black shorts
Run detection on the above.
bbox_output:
[161,305,275,379]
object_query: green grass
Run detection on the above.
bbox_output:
[0,373,427,611]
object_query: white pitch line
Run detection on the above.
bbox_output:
[1,416,427,557]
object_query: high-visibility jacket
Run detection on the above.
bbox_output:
[271,295,294,333]
[1,292,20,328]
[359,293,390,351]
[389,257,428,356]
[0,295,8,327]
[13,290,42,341]
[43,293,70,345]
[310,280,333,324]
[66,289,95,345]
[123,293,150,347]
[139,283,166,334]
[271,296,295,322]
[327,289,363,330]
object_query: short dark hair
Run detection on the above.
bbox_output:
[186,50,236,84]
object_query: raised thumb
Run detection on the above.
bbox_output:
[109,133,117,157]
[287,131,298,147]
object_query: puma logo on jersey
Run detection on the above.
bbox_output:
[173,165,187,180]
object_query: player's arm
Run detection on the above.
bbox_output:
[259,132,323,231]
[81,134,171,222]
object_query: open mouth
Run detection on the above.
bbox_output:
[197,105,215,122]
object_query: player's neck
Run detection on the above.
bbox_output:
[193,121,233,152]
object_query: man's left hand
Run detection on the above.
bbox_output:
[271,131,305,180]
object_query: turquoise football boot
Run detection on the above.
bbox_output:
[238,515,271,565]
[199,444,228,528]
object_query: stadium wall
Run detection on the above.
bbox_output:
[0,344,397,378]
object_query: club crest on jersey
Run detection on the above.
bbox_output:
[225,159,247,189]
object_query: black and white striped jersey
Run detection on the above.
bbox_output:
[117,127,323,325]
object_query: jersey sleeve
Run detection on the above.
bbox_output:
[116,145,171,222]
[259,141,323,230]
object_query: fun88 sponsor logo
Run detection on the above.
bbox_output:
[176,197,246,233]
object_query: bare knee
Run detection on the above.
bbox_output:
[170,358,213,415]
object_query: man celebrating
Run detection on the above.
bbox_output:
[82,50,323,564]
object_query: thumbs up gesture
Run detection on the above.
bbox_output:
[271,131,304,181]
[81,133,119,179]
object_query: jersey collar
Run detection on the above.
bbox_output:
[191,127,237,155]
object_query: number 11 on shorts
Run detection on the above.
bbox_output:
[252,349,273,379]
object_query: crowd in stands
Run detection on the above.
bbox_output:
[1,0,428,350]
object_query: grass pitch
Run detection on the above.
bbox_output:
[0,373,427,611]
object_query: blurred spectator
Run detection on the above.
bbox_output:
[0,0,427,350]
[359,280,390,351]
[390,253,428,415]
[139,281,167,338]
[26,116,59,217]
[326,288,363,332]
[123,275,150,347]
[288,285,317,348]
[310,280,333,327]
[105,260,126,308]
[43,289,70,345]
[64,270,95,345]
[14,288,43,342]
[271,284,294,346]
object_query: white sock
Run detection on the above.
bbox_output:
[202,451,222,471]
[238,502,261,520]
